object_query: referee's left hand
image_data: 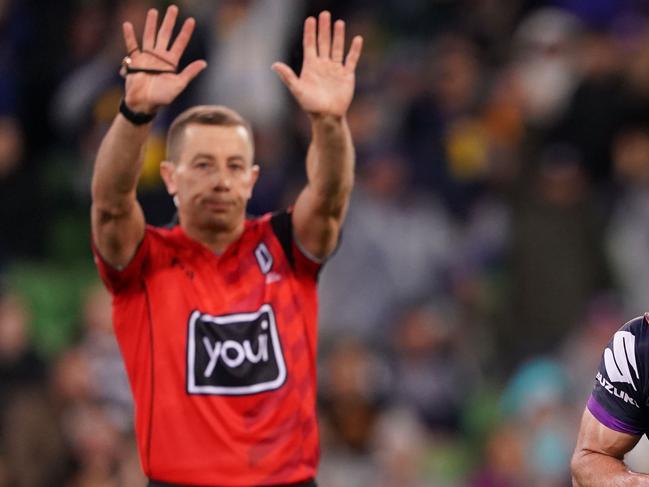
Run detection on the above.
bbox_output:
[272,11,363,119]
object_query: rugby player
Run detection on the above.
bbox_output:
[572,314,649,485]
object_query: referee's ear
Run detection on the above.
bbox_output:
[245,163,260,199]
[160,160,177,197]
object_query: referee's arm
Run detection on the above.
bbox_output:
[91,5,205,269]
[91,113,149,270]
[272,12,363,260]
[571,408,648,486]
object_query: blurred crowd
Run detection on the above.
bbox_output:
[4,0,649,485]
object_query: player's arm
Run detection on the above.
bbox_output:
[571,409,648,486]
[91,5,206,268]
[272,11,363,259]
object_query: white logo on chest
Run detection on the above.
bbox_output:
[202,319,270,376]
[186,305,287,395]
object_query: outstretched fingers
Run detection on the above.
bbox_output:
[317,11,331,58]
[178,59,207,85]
[142,8,158,50]
[155,4,179,51]
[303,16,317,61]
[271,62,299,94]
[169,17,196,61]
[123,21,139,53]
[344,35,363,73]
[331,20,345,63]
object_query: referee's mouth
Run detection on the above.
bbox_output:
[201,198,235,212]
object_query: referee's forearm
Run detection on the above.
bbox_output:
[91,114,151,212]
[572,450,649,486]
[306,114,354,207]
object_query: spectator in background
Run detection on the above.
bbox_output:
[606,124,649,317]
[510,8,582,130]
[76,283,133,433]
[559,294,625,403]
[195,0,301,130]
[0,0,26,265]
[468,423,526,487]
[0,292,44,396]
[318,338,389,487]
[390,301,477,433]
[0,281,143,487]
[319,151,457,343]
[51,347,141,487]
[0,0,24,180]
[506,144,610,367]
[501,358,576,486]
[371,407,431,487]
[0,292,65,487]
[48,334,145,486]
[555,29,623,183]
[400,34,487,217]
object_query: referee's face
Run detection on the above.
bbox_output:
[161,123,259,233]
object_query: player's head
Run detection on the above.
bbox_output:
[160,105,259,233]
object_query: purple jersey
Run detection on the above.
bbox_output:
[588,314,649,436]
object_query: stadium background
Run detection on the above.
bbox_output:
[2,0,649,485]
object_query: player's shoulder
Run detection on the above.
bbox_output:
[606,314,649,369]
[617,314,649,337]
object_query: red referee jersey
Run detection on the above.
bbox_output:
[92,210,322,486]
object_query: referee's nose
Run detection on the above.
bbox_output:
[208,164,232,191]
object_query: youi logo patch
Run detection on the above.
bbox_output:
[187,305,287,395]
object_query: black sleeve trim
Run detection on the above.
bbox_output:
[270,210,295,270]
[164,212,179,229]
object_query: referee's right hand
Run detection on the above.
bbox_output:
[121,4,206,115]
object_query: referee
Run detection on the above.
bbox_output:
[90,4,362,486]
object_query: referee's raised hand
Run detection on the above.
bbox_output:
[272,11,363,118]
[121,4,207,115]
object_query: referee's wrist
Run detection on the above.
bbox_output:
[119,98,157,125]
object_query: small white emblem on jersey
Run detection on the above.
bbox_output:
[604,331,639,391]
[254,242,273,275]
[265,272,282,284]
